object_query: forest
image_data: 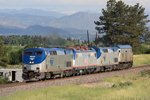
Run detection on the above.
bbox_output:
[0,35,81,67]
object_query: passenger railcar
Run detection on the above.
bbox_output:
[22,45,133,81]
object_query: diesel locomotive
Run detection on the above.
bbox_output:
[22,45,133,81]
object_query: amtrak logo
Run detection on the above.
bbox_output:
[30,56,35,60]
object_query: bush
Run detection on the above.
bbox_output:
[140,69,150,77]
[8,48,23,65]
[134,45,150,54]
[112,81,133,88]
[0,60,7,67]
[0,76,9,84]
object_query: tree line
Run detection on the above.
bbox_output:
[2,35,73,47]
[0,35,79,67]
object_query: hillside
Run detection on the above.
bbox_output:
[0,9,99,40]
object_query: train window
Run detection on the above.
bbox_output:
[25,51,32,55]
[35,51,43,56]
[103,49,108,53]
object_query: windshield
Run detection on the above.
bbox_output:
[24,51,43,56]
[23,48,46,64]
[35,51,43,56]
[25,51,33,56]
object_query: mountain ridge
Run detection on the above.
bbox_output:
[0,8,99,40]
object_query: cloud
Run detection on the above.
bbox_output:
[0,0,149,6]
[0,0,106,6]
[0,0,148,7]
[0,0,149,13]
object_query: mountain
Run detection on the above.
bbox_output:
[0,25,95,40]
[48,12,99,31]
[0,9,67,28]
[0,9,99,40]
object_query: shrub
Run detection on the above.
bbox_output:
[0,76,9,84]
[9,48,23,65]
[0,60,7,67]
[134,45,150,54]
[140,69,150,77]
[112,81,133,88]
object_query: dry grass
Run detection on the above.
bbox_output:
[133,54,150,66]
[1,70,150,100]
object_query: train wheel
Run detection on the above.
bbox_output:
[45,72,52,79]
[60,72,64,78]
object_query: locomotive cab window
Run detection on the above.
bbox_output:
[24,51,32,56]
[35,51,43,56]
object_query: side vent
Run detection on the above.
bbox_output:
[66,61,72,67]
[114,58,118,62]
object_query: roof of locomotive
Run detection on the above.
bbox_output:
[117,45,132,49]
[66,46,96,53]
[24,47,70,52]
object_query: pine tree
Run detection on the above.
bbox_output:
[95,0,149,47]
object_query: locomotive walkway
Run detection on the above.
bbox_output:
[0,65,150,96]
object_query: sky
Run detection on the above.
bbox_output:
[0,0,149,14]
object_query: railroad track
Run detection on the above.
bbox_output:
[0,65,150,96]
[0,64,150,89]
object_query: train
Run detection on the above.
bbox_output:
[22,45,133,81]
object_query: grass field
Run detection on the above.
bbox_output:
[133,54,150,66]
[1,69,150,100]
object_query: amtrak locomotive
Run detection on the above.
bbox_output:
[22,45,133,81]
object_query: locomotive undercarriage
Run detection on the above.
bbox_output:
[22,71,45,81]
[22,61,133,81]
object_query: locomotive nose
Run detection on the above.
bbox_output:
[23,48,46,65]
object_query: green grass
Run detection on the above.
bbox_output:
[1,70,150,100]
[133,54,150,66]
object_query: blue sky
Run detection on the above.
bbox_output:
[0,0,149,14]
